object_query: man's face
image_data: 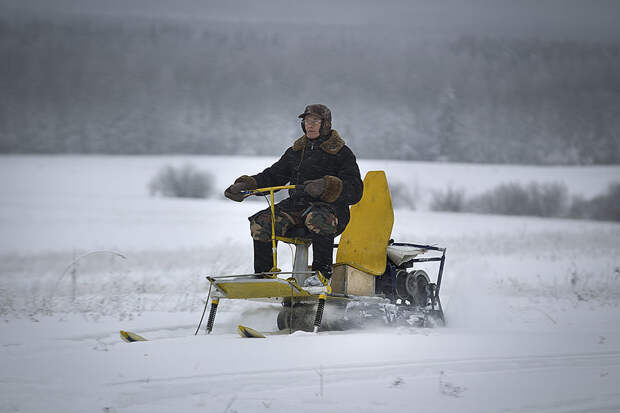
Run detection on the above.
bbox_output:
[304,115,321,139]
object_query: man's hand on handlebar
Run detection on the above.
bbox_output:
[224,182,251,202]
[226,183,306,202]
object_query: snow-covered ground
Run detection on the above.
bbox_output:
[1,155,619,413]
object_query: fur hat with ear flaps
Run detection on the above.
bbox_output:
[298,104,332,137]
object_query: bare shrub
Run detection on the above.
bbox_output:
[468,182,527,215]
[568,195,589,220]
[429,180,618,221]
[390,182,416,210]
[569,182,620,221]
[467,182,569,217]
[529,182,570,217]
[430,186,466,212]
[149,164,214,198]
[590,183,620,221]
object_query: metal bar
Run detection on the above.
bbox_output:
[254,185,299,193]
[436,294,445,325]
[287,279,305,294]
[436,250,446,293]
[206,271,315,280]
[207,274,253,280]
[390,242,446,252]
[241,185,303,197]
[194,283,213,335]
[270,189,278,271]
[395,257,442,269]
[276,236,311,245]
[411,257,443,263]
[289,284,294,333]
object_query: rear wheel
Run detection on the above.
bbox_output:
[277,301,350,331]
[277,304,316,331]
[277,308,290,330]
[395,269,430,306]
[408,270,430,306]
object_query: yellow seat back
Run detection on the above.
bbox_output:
[335,171,394,275]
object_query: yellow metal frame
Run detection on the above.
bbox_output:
[211,277,311,299]
[244,185,300,272]
[205,184,332,302]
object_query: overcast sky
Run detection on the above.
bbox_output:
[2,0,620,42]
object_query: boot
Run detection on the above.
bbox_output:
[304,234,334,286]
[253,240,273,274]
[304,264,332,287]
[310,234,334,279]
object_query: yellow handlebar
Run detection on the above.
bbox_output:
[241,184,304,197]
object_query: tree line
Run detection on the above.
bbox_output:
[1,13,619,164]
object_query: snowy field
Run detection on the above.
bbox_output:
[1,155,620,413]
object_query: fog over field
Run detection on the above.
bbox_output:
[4,0,620,40]
[1,0,620,163]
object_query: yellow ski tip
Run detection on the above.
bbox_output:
[237,325,266,338]
[120,330,148,342]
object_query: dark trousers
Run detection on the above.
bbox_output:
[253,233,334,276]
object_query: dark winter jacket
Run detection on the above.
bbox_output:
[236,130,363,234]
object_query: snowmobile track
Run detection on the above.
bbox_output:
[108,350,620,387]
[103,350,620,411]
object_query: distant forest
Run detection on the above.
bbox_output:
[1,13,619,164]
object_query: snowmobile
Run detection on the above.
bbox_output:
[203,171,446,335]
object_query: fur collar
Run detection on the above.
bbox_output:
[292,130,345,155]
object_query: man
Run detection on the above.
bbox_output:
[224,104,363,286]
